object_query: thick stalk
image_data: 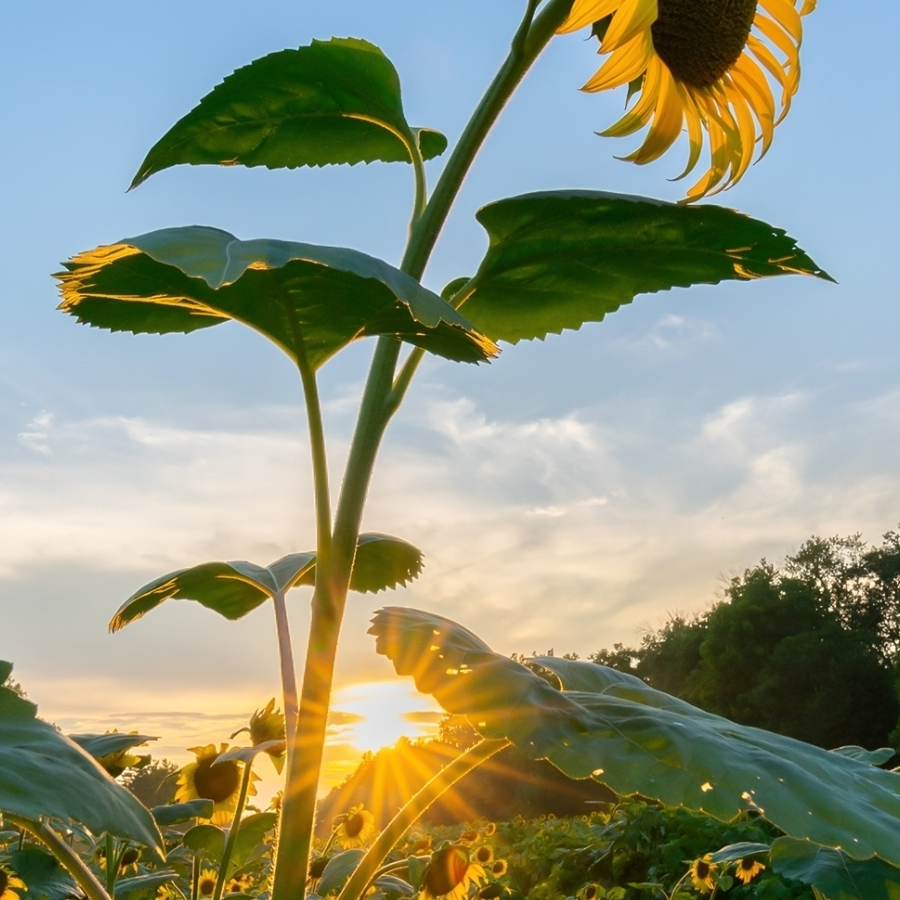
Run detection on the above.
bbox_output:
[191,856,201,900]
[270,5,574,900]
[336,739,509,900]
[7,815,112,900]
[105,833,117,896]
[272,589,299,747]
[212,761,255,900]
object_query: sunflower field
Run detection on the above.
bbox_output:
[4,2,900,900]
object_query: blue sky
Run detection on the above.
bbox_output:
[2,0,899,776]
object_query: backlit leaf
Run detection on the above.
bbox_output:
[69,733,158,760]
[183,824,226,860]
[111,534,423,630]
[56,228,497,368]
[152,799,215,826]
[457,191,832,343]
[370,608,900,867]
[318,849,366,897]
[8,847,76,900]
[131,39,447,188]
[0,663,163,851]
[115,873,179,900]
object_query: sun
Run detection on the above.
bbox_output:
[329,681,441,753]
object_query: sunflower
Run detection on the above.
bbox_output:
[176,744,257,825]
[734,856,766,884]
[232,699,286,773]
[335,805,376,848]
[0,868,25,900]
[422,846,486,900]
[559,0,816,200]
[689,855,718,892]
[197,869,218,897]
[490,861,508,878]
[577,886,599,900]
[473,846,494,867]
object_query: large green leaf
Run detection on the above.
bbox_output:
[131,38,447,188]
[111,534,423,631]
[453,191,832,343]
[0,663,163,851]
[369,608,900,867]
[56,228,497,368]
[770,837,900,900]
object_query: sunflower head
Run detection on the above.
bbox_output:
[176,743,257,825]
[474,846,494,867]
[689,855,718,892]
[734,856,766,884]
[335,804,376,849]
[197,869,218,897]
[308,856,331,881]
[482,823,497,837]
[490,861,508,878]
[0,867,26,900]
[577,885,599,900]
[422,846,486,900]
[118,848,141,874]
[559,0,816,199]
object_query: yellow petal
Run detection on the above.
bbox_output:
[582,30,652,92]
[730,55,775,155]
[558,0,621,35]
[601,0,658,51]
[758,0,803,42]
[600,55,661,137]
[621,63,683,164]
[670,85,704,181]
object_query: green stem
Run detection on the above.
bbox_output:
[270,5,574,900]
[282,299,332,557]
[212,761,255,900]
[7,815,112,900]
[191,856,201,900]
[272,589,299,748]
[105,833,117,896]
[336,739,509,900]
[399,0,575,282]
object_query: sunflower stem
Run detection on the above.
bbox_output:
[212,760,254,900]
[272,589,298,748]
[336,739,509,900]
[191,856,201,900]
[6,815,112,900]
[105,833,117,895]
[269,5,572,900]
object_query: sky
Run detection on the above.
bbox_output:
[2,1,899,790]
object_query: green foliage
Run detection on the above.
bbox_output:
[452,192,832,343]
[110,533,423,631]
[0,662,163,851]
[131,38,447,188]
[56,228,497,368]
[371,607,900,866]
[4,846,77,900]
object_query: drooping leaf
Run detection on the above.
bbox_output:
[111,534,423,631]
[131,38,447,188]
[456,191,833,343]
[7,846,76,900]
[370,609,900,867]
[115,872,179,900]
[770,837,900,900]
[831,746,895,766]
[183,824,226,860]
[56,228,497,368]
[152,799,215,826]
[318,849,366,897]
[218,743,286,765]
[373,875,415,895]
[0,663,163,851]
[68,733,158,759]
[708,843,771,865]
